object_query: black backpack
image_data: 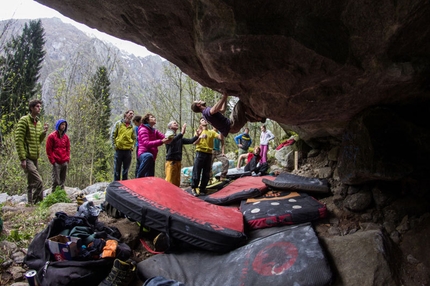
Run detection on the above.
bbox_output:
[24,212,123,285]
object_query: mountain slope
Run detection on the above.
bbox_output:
[1,17,165,116]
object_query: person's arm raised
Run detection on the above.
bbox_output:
[210,92,228,115]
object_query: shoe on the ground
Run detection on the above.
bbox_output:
[199,189,207,196]
[153,232,169,252]
[99,258,136,286]
[76,193,87,206]
[251,171,257,177]
[191,188,199,196]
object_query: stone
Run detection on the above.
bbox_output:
[337,107,429,185]
[343,190,373,212]
[82,182,109,194]
[10,251,25,264]
[316,166,332,179]
[0,193,10,204]
[320,230,399,286]
[328,146,340,161]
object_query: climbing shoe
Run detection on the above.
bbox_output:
[191,188,200,196]
[76,193,87,207]
[98,258,136,286]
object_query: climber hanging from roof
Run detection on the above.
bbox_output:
[191,91,266,137]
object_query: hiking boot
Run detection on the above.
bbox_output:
[99,258,136,286]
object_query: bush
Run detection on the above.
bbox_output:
[39,188,71,209]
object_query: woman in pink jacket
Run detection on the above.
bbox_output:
[137,113,172,177]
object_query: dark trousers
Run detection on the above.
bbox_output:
[52,162,68,192]
[191,151,212,192]
[113,149,132,181]
[137,152,155,178]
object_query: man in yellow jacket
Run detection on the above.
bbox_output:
[15,99,49,204]
[110,110,136,181]
[191,118,222,196]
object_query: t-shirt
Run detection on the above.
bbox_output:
[202,107,230,137]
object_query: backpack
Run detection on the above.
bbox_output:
[24,212,127,285]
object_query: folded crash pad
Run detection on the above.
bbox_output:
[262,172,330,193]
[240,191,327,229]
[137,223,333,286]
[215,167,251,180]
[204,176,275,205]
[106,178,247,252]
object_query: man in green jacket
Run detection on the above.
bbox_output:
[15,99,49,204]
[110,110,136,180]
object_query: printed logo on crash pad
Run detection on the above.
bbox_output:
[252,241,298,276]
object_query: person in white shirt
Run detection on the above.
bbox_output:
[259,125,275,163]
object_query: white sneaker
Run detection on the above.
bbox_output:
[251,171,257,177]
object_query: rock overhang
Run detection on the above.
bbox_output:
[35,0,430,140]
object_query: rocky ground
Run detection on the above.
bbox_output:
[1,149,429,285]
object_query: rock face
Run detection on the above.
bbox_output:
[34,0,430,186]
[35,0,430,140]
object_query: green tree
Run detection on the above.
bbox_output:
[89,66,112,181]
[0,19,46,137]
[91,66,112,139]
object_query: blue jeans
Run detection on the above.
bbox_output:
[137,152,155,178]
[143,276,185,286]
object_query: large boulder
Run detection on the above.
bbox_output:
[35,0,430,140]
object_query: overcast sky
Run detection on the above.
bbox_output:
[0,0,154,58]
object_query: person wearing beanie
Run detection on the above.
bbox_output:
[46,119,70,192]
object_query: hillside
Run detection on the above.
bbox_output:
[0,17,166,116]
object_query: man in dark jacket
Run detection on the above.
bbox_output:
[234,127,252,158]
[46,119,70,192]
[15,99,49,204]
[164,121,199,187]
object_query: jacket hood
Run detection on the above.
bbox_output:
[55,119,68,133]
